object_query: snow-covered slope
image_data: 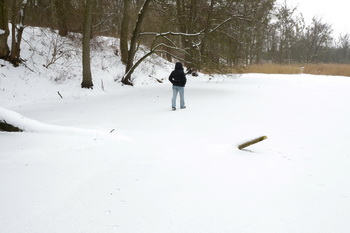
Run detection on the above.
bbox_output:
[0,26,173,108]
[1,27,350,233]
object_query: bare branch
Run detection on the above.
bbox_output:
[154,49,192,64]
[140,31,204,37]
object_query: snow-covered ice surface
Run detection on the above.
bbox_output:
[1,27,350,233]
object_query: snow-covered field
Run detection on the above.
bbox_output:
[1,27,350,233]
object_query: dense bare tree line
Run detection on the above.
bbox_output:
[1,0,350,86]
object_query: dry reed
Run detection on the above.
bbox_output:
[241,64,350,77]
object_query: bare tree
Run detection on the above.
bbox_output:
[54,0,69,36]
[304,17,332,63]
[118,0,256,85]
[121,0,152,86]
[336,33,350,63]
[9,0,28,66]
[176,0,203,68]
[81,0,94,89]
[0,0,9,59]
[273,1,299,64]
[120,0,131,65]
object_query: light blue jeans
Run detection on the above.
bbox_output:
[172,86,185,109]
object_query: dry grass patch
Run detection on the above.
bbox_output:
[241,64,350,77]
[303,64,350,77]
[242,64,302,74]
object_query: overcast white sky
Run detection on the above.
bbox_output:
[276,0,349,36]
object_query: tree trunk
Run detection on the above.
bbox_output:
[121,0,152,86]
[120,0,131,65]
[9,0,28,66]
[81,0,94,89]
[176,0,189,66]
[54,0,68,37]
[199,0,215,70]
[176,0,198,69]
[0,0,9,59]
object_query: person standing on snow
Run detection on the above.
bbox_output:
[169,62,187,111]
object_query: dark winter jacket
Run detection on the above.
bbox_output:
[169,62,187,87]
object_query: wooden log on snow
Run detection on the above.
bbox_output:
[238,136,267,150]
[0,120,23,132]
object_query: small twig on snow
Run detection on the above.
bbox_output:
[57,91,63,99]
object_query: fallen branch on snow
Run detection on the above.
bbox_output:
[238,136,267,150]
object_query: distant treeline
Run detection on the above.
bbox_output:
[1,0,350,74]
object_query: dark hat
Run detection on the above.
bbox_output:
[175,62,183,70]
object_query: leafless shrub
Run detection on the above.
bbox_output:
[42,30,81,68]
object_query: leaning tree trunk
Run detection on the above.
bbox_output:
[121,0,152,86]
[81,0,94,89]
